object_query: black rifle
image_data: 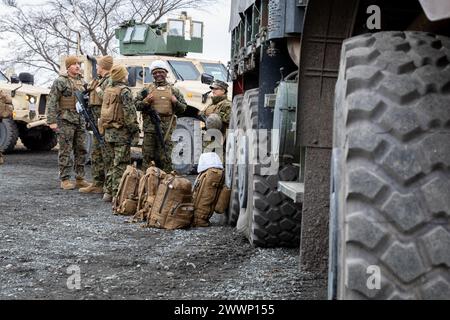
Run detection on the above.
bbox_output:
[141,89,167,156]
[74,90,105,146]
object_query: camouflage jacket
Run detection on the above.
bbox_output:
[46,74,86,125]
[104,81,139,145]
[135,81,187,132]
[88,73,111,104]
[203,95,231,126]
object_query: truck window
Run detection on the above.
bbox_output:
[133,25,148,43]
[201,63,228,82]
[127,66,153,87]
[168,60,200,81]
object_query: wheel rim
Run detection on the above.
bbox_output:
[237,134,248,209]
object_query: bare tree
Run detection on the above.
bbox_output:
[0,0,217,82]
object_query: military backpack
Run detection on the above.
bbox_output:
[0,90,13,119]
[113,165,143,216]
[147,172,194,230]
[132,163,167,222]
[192,168,228,227]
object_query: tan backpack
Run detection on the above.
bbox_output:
[192,168,226,227]
[0,90,13,118]
[147,172,194,230]
[132,164,167,222]
[113,165,143,216]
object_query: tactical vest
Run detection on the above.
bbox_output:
[100,85,127,129]
[59,77,84,111]
[88,79,103,107]
[148,84,173,116]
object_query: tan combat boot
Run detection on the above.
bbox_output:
[75,178,90,189]
[61,180,76,190]
[79,183,103,194]
[103,193,113,203]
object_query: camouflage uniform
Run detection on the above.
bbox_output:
[103,81,139,197]
[87,74,112,189]
[201,95,231,156]
[46,74,88,181]
[135,81,187,172]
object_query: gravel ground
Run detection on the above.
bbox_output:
[0,147,327,300]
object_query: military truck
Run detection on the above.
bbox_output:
[60,12,231,173]
[0,70,55,153]
[227,0,450,299]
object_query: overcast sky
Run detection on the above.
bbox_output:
[0,0,232,81]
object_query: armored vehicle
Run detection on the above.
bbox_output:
[0,70,55,153]
[227,0,450,299]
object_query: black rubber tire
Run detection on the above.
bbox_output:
[172,117,203,175]
[332,32,450,300]
[0,119,19,152]
[21,127,57,151]
[224,94,243,226]
[235,89,302,247]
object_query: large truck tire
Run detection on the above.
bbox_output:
[0,119,19,152]
[235,89,302,247]
[224,94,243,226]
[332,31,450,300]
[21,127,57,151]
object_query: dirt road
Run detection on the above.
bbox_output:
[0,148,326,300]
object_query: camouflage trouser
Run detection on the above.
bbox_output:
[57,120,87,181]
[142,116,175,172]
[104,142,131,197]
[90,106,108,187]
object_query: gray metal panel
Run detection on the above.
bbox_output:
[278,181,304,203]
[229,0,256,31]
[297,0,358,148]
[268,0,286,39]
[299,147,331,283]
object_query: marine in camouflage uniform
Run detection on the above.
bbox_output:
[0,90,13,165]
[80,56,114,194]
[135,60,187,172]
[200,80,231,160]
[46,56,90,190]
[100,65,139,200]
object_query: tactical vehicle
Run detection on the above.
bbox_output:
[0,70,55,153]
[227,0,450,299]
[60,12,231,173]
